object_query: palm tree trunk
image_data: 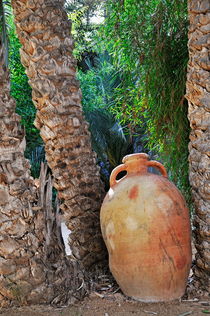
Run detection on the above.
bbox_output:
[0,0,8,65]
[0,35,48,306]
[11,0,106,269]
[186,0,210,295]
[0,21,84,307]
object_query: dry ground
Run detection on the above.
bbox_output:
[0,293,209,316]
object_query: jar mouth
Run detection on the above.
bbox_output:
[122,153,149,163]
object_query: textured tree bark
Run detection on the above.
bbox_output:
[0,36,42,307]
[0,34,85,307]
[186,0,210,295]
[0,38,43,306]
[11,0,106,269]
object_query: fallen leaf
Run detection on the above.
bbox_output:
[202,311,210,314]
[182,298,199,302]
[177,312,192,316]
[93,291,105,298]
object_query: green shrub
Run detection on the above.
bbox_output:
[100,0,191,203]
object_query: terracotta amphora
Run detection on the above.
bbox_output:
[100,153,192,302]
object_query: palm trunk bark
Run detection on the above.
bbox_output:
[0,28,84,308]
[11,0,106,269]
[0,0,8,66]
[186,0,210,294]
[0,36,48,306]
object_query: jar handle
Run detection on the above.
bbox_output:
[110,164,127,187]
[147,160,168,178]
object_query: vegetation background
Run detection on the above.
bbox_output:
[7,0,191,203]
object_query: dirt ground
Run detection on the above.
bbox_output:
[0,293,209,316]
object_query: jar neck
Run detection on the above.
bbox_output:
[122,154,149,175]
[126,161,148,174]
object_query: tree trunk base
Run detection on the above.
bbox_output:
[0,164,87,307]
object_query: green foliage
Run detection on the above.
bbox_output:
[6,0,191,202]
[30,146,45,178]
[78,54,137,187]
[67,6,92,58]
[85,108,132,167]
[101,0,191,202]
[77,53,120,111]
[66,0,105,59]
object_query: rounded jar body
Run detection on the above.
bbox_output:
[100,154,192,302]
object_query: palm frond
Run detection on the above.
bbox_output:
[85,108,132,168]
[30,145,46,178]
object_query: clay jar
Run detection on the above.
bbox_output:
[100,153,192,302]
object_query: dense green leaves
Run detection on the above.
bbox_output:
[4,0,191,200]
[101,0,190,201]
[66,0,105,59]
[77,53,120,111]
[78,54,138,187]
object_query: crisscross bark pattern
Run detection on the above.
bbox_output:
[186,0,210,294]
[0,38,49,306]
[0,37,86,306]
[11,0,106,268]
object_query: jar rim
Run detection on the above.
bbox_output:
[122,153,149,163]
